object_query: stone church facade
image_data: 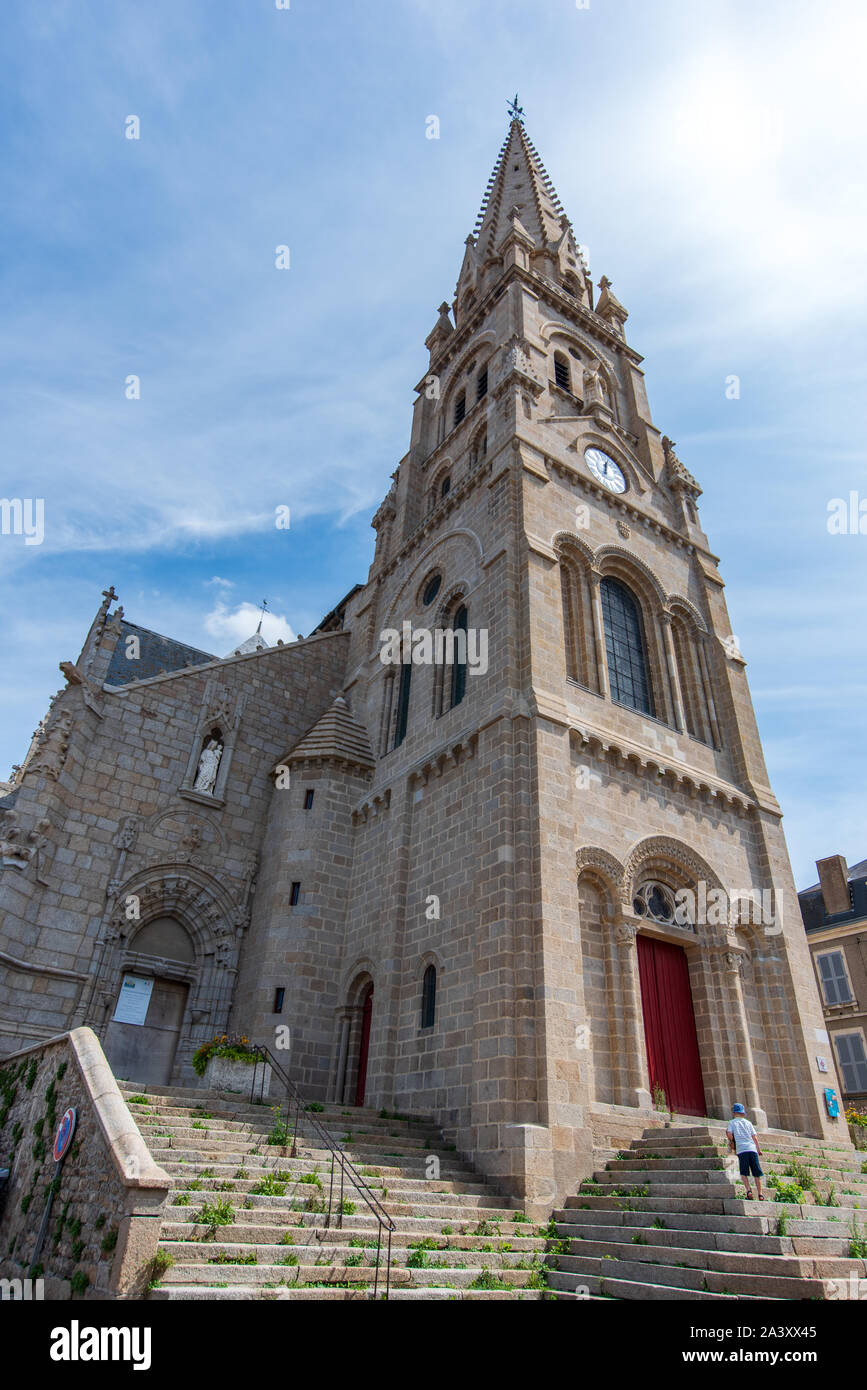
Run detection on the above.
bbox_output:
[0,118,843,1208]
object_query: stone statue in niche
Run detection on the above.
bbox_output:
[193,736,223,795]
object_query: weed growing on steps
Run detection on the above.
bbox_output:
[250,1171,291,1196]
[775,1206,791,1237]
[195,1199,236,1235]
[266,1107,293,1146]
[767,1175,805,1205]
[849,1216,867,1259]
[783,1162,819,1197]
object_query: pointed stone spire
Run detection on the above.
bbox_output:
[472,117,569,261]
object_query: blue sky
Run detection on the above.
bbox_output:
[1,0,865,888]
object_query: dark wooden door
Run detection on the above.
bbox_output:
[354,985,373,1106]
[637,935,706,1116]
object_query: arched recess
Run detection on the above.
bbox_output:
[92,865,240,1085]
[556,536,597,690]
[381,529,483,634]
[439,332,497,411]
[668,601,716,746]
[428,461,454,513]
[576,867,617,1104]
[623,836,727,918]
[469,421,488,467]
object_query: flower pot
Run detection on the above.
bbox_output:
[849,1122,867,1151]
[203,1055,271,1101]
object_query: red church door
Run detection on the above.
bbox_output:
[637,935,706,1116]
[354,985,373,1107]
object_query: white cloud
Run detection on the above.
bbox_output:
[203,600,295,650]
[206,576,234,589]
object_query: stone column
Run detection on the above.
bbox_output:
[588,570,610,699]
[660,611,686,733]
[721,949,768,1129]
[614,920,652,1110]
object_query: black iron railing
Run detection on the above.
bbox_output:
[248,1044,395,1299]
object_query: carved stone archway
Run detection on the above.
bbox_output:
[74,864,243,1084]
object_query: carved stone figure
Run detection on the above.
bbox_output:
[193,738,223,795]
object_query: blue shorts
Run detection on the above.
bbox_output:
[738,1151,763,1178]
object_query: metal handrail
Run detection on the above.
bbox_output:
[248,1044,395,1300]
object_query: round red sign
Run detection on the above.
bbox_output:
[53,1107,77,1163]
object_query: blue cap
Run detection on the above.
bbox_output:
[732,1103,746,1114]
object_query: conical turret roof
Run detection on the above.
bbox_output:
[278,696,374,771]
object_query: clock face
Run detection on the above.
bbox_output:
[585,447,627,494]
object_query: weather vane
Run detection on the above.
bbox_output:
[507,93,525,123]
[259,598,269,621]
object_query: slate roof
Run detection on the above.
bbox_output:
[104,620,216,686]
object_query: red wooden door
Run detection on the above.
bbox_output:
[637,935,706,1116]
[354,985,373,1106]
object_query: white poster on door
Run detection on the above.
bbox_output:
[112,974,154,1026]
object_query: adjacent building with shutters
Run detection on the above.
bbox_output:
[800,855,867,1111]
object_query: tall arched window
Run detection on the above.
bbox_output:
[434,598,469,717]
[394,660,412,748]
[450,604,469,710]
[600,577,653,715]
[421,964,437,1029]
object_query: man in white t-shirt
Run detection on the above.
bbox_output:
[726,1103,764,1200]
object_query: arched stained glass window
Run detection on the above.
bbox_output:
[600,577,653,715]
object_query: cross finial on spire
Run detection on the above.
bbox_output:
[507,93,525,123]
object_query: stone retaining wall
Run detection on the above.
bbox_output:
[0,1027,170,1298]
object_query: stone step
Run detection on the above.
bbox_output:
[558,1221,853,1257]
[555,1236,860,1280]
[165,1196,522,1222]
[564,1194,858,1217]
[158,1239,543,1270]
[158,1221,545,1250]
[148,1284,547,1301]
[636,1129,855,1157]
[155,1260,544,1290]
[550,1254,831,1299]
[545,1271,765,1301]
[554,1208,858,1239]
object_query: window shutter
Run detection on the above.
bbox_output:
[818,951,851,1006]
[835,1033,867,1093]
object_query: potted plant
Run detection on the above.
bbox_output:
[845,1105,867,1151]
[192,1034,271,1100]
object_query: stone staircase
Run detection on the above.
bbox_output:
[118,1082,553,1300]
[548,1123,867,1300]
